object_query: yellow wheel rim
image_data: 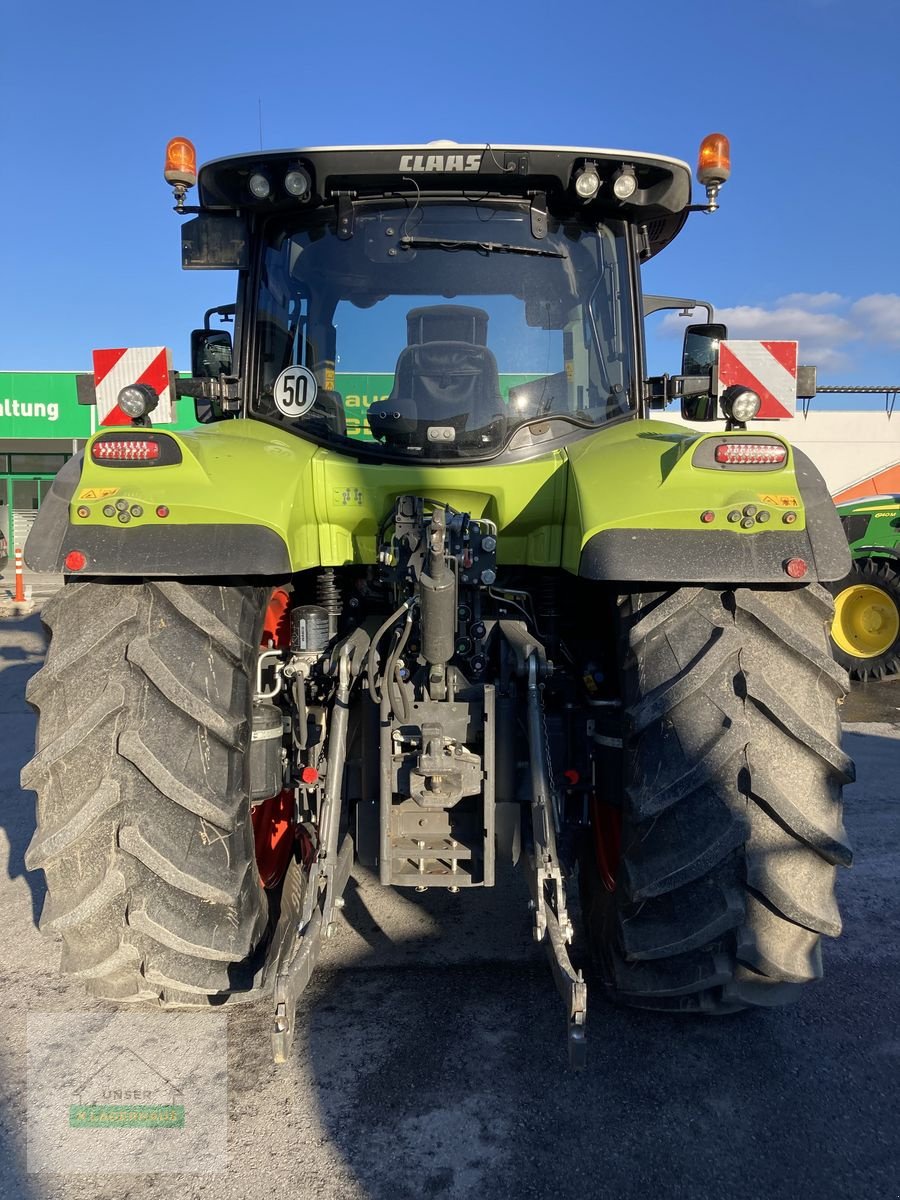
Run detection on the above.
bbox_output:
[832,583,900,658]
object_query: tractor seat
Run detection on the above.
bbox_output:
[368,305,505,447]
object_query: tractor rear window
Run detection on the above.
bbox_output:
[251,200,635,459]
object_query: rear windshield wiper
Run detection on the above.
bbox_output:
[399,235,566,260]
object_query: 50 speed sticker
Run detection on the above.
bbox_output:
[758,493,800,508]
[273,365,317,419]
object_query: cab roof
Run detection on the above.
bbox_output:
[197,142,693,258]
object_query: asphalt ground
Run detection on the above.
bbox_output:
[1,608,898,1200]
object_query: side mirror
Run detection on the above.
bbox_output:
[681,322,727,420]
[191,328,233,379]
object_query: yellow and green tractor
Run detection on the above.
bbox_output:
[22,134,853,1065]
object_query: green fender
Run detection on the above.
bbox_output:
[564,419,850,583]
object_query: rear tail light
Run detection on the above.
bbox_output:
[92,440,160,462]
[714,443,787,465]
[89,434,181,466]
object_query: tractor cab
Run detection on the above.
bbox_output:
[171,139,729,460]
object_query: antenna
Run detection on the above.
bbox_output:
[258,98,263,150]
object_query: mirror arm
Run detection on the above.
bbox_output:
[643,374,671,409]
[176,375,243,406]
[677,374,714,397]
[204,303,236,331]
[643,373,712,409]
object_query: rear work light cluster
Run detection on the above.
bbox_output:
[714,442,787,466]
[92,440,160,462]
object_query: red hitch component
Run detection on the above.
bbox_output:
[92,439,160,462]
[300,766,319,786]
[252,588,297,889]
[262,588,292,648]
[252,789,296,889]
[714,442,787,465]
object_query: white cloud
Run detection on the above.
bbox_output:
[850,294,900,345]
[713,304,857,344]
[776,291,844,310]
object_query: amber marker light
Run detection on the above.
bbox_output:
[697,133,731,185]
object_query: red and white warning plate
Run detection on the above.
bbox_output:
[92,347,174,425]
[716,340,798,419]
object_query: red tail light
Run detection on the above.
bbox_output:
[714,442,787,466]
[92,440,160,462]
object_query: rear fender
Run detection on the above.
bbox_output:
[566,421,850,584]
[24,424,313,576]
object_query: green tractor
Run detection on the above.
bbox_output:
[23,135,854,1065]
[830,495,900,679]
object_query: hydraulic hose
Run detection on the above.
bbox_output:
[363,596,418,704]
[385,604,414,722]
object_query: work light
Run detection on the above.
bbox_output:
[117,384,160,420]
[284,167,311,198]
[574,165,601,199]
[720,385,761,424]
[612,166,637,200]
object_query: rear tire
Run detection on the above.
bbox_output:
[580,583,853,1012]
[829,559,900,681]
[23,579,271,1005]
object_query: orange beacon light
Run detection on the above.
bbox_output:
[695,133,730,211]
[697,133,731,186]
[165,138,197,210]
[165,137,197,186]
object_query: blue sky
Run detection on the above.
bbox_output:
[2,0,898,410]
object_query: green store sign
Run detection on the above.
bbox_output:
[1,374,95,439]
